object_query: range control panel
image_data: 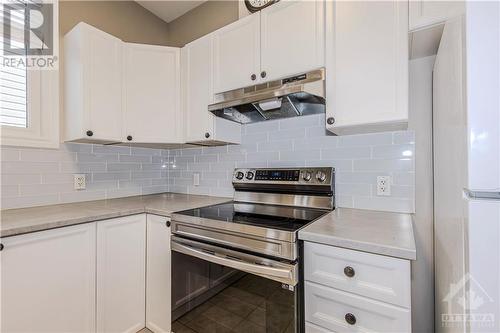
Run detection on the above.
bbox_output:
[232,167,334,186]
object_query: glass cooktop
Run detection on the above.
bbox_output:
[175,201,329,232]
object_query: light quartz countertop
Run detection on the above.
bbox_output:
[298,208,416,260]
[0,193,230,237]
[2,193,416,261]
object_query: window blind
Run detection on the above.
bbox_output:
[0,1,28,128]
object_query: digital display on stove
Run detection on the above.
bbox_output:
[255,169,300,181]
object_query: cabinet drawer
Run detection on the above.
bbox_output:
[304,242,410,307]
[306,322,332,333]
[305,282,411,333]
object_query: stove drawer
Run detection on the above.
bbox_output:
[304,242,410,307]
[171,221,296,260]
[305,281,411,333]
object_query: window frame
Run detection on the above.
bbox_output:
[0,0,59,149]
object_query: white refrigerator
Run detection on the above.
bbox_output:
[433,2,499,333]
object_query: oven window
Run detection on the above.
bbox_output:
[172,254,297,333]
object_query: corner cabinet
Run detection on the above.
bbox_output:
[123,44,183,145]
[325,0,409,135]
[96,214,146,333]
[181,35,241,145]
[146,215,172,333]
[64,22,123,144]
[0,223,97,333]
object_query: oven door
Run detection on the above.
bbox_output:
[171,235,303,333]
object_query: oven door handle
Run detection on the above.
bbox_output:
[171,238,298,286]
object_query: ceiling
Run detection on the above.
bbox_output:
[135,1,206,23]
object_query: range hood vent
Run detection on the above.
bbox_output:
[208,69,325,124]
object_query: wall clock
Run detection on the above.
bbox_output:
[244,0,279,13]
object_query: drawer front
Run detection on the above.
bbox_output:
[305,282,411,333]
[304,242,410,307]
[306,322,333,333]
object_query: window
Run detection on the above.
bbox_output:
[0,0,59,148]
[1,3,28,128]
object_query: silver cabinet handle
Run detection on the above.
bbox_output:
[171,239,297,286]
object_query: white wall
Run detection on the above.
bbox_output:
[409,55,436,333]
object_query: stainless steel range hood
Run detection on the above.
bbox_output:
[208,68,325,124]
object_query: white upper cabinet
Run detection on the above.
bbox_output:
[1,223,97,333]
[260,0,325,82]
[64,22,122,144]
[212,13,261,94]
[182,35,241,145]
[410,1,465,31]
[123,43,182,145]
[325,0,409,135]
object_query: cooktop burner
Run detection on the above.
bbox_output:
[175,201,329,232]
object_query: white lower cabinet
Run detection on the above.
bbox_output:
[1,214,172,333]
[97,214,147,333]
[0,223,97,333]
[304,242,411,333]
[146,215,172,333]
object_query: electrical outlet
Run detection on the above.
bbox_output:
[193,172,200,186]
[74,174,86,190]
[377,176,391,196]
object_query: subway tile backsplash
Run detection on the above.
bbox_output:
[1,114,415,213]
[1,144,169,209]
[168,114,415,213]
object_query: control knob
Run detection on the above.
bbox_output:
[246,171,254,180]
[302,171,312,182]
[316,171,327,182]
[235,171,244,180]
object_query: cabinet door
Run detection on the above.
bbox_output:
[325,1,408,135]
[97,215,146,333]
[409,1,465,31]
[64,22,122,143]
[212,13,261,93]
[146,215,171,333]
[123,43,181,144]
[260,0,325,81]
[1,223,96,333]
[182,36,215,143]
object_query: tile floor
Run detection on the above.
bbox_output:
[172,274,295,333]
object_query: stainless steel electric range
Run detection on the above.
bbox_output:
[171,167,334,333]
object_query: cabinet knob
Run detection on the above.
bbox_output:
[86,130,93,137]
[205,132,211,139]
[327,117,335,125]
[261,71,267,78]
[344,266,355,278]
[251,74,257,81]
[0,243,3,251]
[166,221,171,227]
[345,313,356,325]
[127,135,133,141]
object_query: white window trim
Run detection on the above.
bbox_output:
[0,0,59,149]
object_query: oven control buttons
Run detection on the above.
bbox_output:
[302,171,312,182]
[235,171,245,180]
[246,171,254,180]
[316,171,327,182]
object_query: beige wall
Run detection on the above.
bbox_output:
[60,1,169,45]
[167,1,238,47]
